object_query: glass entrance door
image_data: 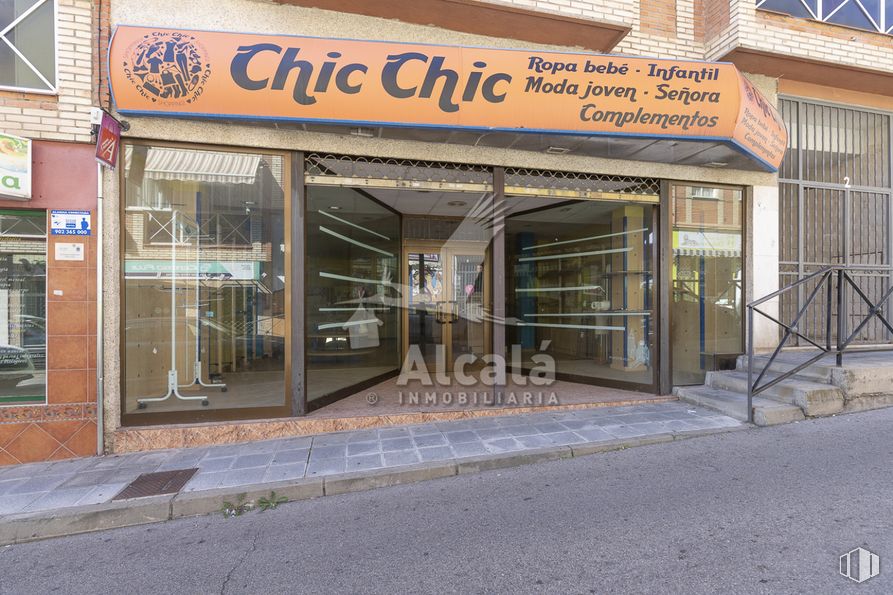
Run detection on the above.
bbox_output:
[504,200,656,390]
[404,244,488,372]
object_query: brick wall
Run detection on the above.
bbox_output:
[486,1,893,70]
[704,0,730,40]
[0,0,94,144]
[492,0,638,24]
[693,0,731,42]
[707,1,893,71]
[0,1,99,466]
[639,0,677,37]
[93,0,111,109]
[484,0,706,58]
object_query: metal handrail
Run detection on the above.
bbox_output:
[748,266,832,308]
[745,265,893,423]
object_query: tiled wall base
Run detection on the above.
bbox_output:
[110,397,676,453]
[0,404,98,465]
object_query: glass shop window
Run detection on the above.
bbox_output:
[122,145,288,423]
[0,210,47,406]
[670,185,744,385]
[505,199,656,389]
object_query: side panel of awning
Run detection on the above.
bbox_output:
[731,74,788,172]
[109,26,788,172]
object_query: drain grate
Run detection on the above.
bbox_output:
[113,468,198,500]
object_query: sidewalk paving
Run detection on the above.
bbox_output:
[0,401,741,520]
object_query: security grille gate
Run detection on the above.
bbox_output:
[778,97,893,345]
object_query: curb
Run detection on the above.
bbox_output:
[0,424,747,545]
[0,495,173,546]
[324,460,457,496]
[672,425,751,440]
[171,478,325,519]
[456,445,573,474]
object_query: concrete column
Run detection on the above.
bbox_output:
[101,165,121,451]
[748,184,780,352]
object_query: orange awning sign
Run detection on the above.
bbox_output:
[109,26,787,172]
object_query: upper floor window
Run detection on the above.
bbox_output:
[757,0,893,36]
[689,187,721,200]
[0,0,56,93]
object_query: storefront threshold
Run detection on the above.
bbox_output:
[110,380,675,454]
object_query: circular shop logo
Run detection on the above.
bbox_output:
[124,32,211,104]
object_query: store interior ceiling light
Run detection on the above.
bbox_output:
[350,127,376,138]
[545,146,571,154]
[446,200,467,207]
[704,162,728,168]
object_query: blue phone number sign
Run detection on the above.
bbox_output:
[50,210,91,236]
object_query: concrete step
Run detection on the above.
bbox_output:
[738,353,893,397]
[844,393,893,413]
[674,386,805,427]
[706,370,844,417]
[831,363,893,397]
[736,354,833,383]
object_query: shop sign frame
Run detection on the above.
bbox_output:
[108,25,787,172]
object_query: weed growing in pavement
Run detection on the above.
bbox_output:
[221,494,253,518]
[258,491,288,512]
[221,491,289,517]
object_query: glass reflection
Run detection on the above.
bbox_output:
[0,211,46,405]
[305,186,401,404]
[122,145,286,418]
[506,200,655,386]
[670,185,743,385]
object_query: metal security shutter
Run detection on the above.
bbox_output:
[778,97,893,345]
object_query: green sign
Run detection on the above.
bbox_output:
[124,260,260,280]
[0,132,31,200]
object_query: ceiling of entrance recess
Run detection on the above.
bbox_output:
[288,121,764,171]
[326,187,635,218]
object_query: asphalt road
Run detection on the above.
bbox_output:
[3,408,893,594]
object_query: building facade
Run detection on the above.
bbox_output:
[0,0,99,465]
[2,0,891,464]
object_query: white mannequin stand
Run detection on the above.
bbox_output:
[138,210,209,409]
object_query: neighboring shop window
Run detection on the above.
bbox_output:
[670,185,744,385]
[0,0,57,93]
[122,145,288,423]
[0,210,47,405]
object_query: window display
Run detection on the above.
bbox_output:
[122,145,288,422]
[505,200,655,388]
